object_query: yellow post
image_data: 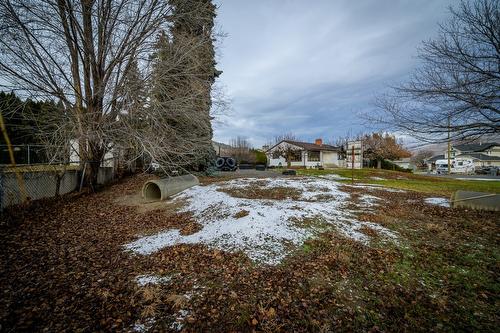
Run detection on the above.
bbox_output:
[0,111,27,202]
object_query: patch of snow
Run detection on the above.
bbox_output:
[424,197,450,208]
[136,274,172,286]
[347,183,406,193]
[125,177,398,265]
[370,176,386,180]
[131,318,155,332]
[359,194,381,206]
[186,283,206,298]
[170,309,190,331]
[363,222,399,239]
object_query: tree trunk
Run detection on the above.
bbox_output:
[86,160,101,190]
[55,174,62,197]
[84,142,104,190]
[377,159,382,169]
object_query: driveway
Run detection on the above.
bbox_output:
[434,174,500,181]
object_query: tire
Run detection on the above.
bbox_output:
[226,157,236,168]
[215,157,225,168]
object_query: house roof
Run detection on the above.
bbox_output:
[456,153,500,161]
[267,140,340,152]
[391,157,411,163]
[453,142,499,152]
[425,152,500,162]
[212,140,231,149]
[425,154,445,163]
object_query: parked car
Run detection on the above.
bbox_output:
[476,166,499,176]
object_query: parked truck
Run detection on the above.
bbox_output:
[435,158,475,175]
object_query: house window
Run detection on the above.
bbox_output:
[289,150,302,162]
[308,151,320,162]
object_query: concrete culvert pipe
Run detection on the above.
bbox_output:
[142,174,200,201]
[451,191,500,211]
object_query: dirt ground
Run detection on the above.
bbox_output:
[0,172,498,332]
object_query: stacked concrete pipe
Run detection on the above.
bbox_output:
[142,174,199,201]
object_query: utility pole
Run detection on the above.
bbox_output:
[447,114,451,174]
[351,144,355,184]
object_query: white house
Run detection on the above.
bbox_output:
[212,140,232,156]
[426,141,500,168]
[69,139,115,167]
[266,139,342,168]
[447,142,500,167]
[345,140,363,169]
[390,157,413,170]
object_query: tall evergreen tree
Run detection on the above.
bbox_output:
[0,91,59,146]
[147,0,220,173]
[119,59,146,118]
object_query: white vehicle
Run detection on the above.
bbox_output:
[435,158,475,175]
[435,159,450,174]
[451,158,475,174]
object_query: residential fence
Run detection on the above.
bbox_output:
[0,144,59,165]
[0,164,116,211]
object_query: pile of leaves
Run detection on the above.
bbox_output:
[0,173,498,332]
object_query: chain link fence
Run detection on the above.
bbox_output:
[0,144,81,210]
[0,144,59,165]
[0,144,150,210]
[0,165,80,210]
[0,164,118,211]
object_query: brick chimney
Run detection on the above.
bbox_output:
[315,138,323,146]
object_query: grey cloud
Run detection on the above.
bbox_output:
[213,0,456,147]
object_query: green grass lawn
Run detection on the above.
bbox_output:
[298,168,500,195]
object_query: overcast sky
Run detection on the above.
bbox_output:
[212,0,456,147]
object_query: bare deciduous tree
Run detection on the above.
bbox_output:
[411,149,435,168]
[0,0,174,186]
[272,133,298,146]
[373,0,499,142]
[363,132,411,169]
[269,133,301,168]
[0,0,226,185]
[229,136,254,163]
